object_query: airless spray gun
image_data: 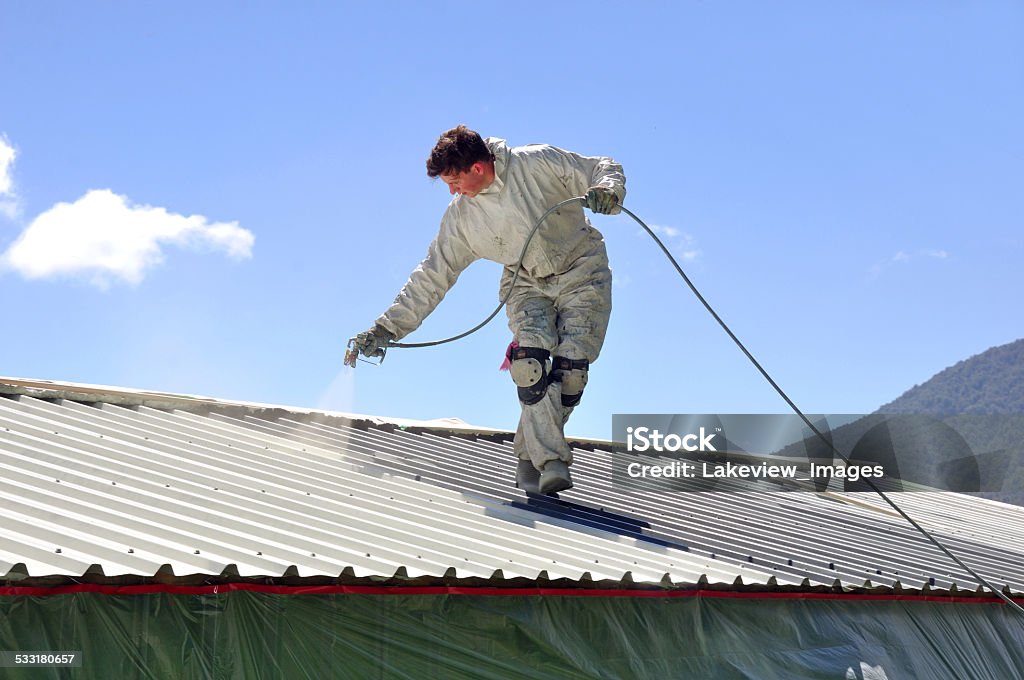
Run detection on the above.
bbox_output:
[344,337,386,368]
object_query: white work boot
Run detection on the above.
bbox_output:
[516,458,541,494]
[538,459,573,495]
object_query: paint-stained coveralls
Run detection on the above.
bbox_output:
[372,138,625,486]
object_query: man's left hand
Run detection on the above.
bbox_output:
[585,186,619,214]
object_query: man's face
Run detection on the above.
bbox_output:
[440,162,491,198]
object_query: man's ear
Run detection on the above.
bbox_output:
[470,161,485,175]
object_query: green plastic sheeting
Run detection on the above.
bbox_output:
[1,589,1022,679]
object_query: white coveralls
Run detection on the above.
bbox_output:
[374,138,626,469]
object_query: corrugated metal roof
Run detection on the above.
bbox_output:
[2,377,1023,595]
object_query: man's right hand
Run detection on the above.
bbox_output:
[354,325,394,358]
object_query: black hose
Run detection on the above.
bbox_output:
[387,196,584,349]
[387,195,1024,613]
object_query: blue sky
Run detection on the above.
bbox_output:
[1,2,1021,440]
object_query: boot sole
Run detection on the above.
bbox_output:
[538,475,573,495]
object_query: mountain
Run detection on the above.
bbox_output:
[774,338,1024,505]
[873,338,1024,504]
[877,338,1024,415]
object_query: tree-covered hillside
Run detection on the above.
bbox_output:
[878,338,1024,415]
[775,338,1024,505]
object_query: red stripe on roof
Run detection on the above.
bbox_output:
[0,582,1019,604]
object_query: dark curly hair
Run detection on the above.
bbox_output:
[426,125,495,177]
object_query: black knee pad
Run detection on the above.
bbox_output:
[509,347,550,405]
[552,356,589,407]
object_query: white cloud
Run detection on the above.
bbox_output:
[1,188,254,288]
[0,136,15,195]
[868,248,950,280]
[651,224,681,239]
[0,135,18,219]
[0,199,15,221]
[647,224,701,261]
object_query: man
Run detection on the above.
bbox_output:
[354,125,625,495]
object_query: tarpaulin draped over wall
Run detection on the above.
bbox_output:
[1,588,1022,680]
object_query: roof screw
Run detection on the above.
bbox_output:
[55,548,62,554]
[311,553,316,557]
[257,551,263,556]
[829,562,836,570]
[195,550,201,555]
[128,549,134,554]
